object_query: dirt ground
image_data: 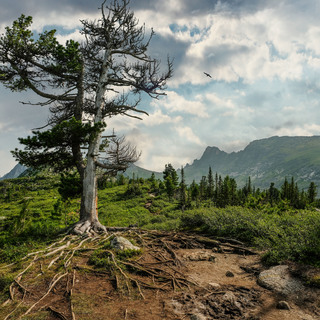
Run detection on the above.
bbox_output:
[1,230,319,320]
[70,251,319,320]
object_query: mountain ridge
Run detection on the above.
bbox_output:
[2,136,320,189]
[182,135,320,188]
[0,163,27,181]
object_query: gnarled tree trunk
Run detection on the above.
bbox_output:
[72,51,110,235]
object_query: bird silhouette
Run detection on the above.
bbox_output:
[203,72,212,78]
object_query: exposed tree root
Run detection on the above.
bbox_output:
[1,234,96,319]
[70,219,107,236]
[18,272,68,319]
[3,298,25,320]
[1,230,258,320]
[70,270,76,320]
[47,306,69,320]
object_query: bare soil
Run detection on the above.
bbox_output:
[1,230,319,320]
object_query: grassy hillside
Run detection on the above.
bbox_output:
[0,173,319,267]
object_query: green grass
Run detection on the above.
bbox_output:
[0,175,320,267]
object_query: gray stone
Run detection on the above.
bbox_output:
[208,282,221,290]
[110,236,140,251]
[223,291,242,309]
[185,251,216,262]
[258,265,304,296]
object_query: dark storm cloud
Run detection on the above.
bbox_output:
[1,0,313,26]
[0,0,98,20]
[132,0,278,17]
[181,0,272,15]
[148,33,189,72]
[0,0,282,27]
[219,0,276,14]
[204,44,252,66]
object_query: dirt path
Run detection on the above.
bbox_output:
[1,231,319,320]
[70,247,319,320]
[167,249,319,320]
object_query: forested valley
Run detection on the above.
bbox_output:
[1,165,319,266]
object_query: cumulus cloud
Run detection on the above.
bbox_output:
[206,93,236,111]
[175,126,204,145]
[1,0,320,176]
[152,91,209,118]
[147,0,320,87]
[274,124,320,137]
[142,109,182,126]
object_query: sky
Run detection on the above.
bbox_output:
[1,0,320,177]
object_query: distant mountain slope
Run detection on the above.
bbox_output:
[0,162,159,182]
[182,136,320,189]
[0,163,27,180]
[3,136,320,189]
[124,164,162,180]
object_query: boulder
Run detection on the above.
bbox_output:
[110,236,140,251]
[258,265,304,296]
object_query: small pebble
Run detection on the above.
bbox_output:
[209,282,221,290]
[277,301,290,310]
[226,271,234,277]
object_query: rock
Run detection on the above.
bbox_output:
[258,265,304,296]
[223,291,242,309]
[226,271,234,277]
[208,282,221,290]
[184,251,216,262]
[277,301,290,310]
[170,299,183,313]
[110,236,140,251]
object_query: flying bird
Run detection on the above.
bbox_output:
[203,72,212,78]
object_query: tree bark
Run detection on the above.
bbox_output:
[72,50,111,235]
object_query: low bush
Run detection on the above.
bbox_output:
[180,207,320,266]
